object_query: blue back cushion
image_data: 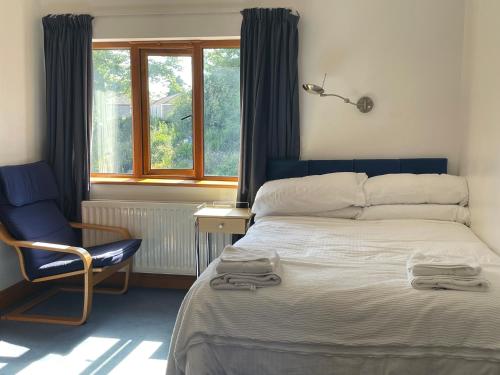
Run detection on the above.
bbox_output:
[0,162,79,280]
[0,161,59,206]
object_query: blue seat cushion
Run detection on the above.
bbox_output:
[32,239,142,279]
[0,200,81,279]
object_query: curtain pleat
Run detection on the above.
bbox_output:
[42,14,93,221]
[237,8,300,207]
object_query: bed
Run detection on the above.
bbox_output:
[166,159,500,375]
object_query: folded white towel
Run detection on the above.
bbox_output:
[212,246,282,290]
[210,264,282,291]
[216,259,274,274]
[409,274,490,292]
[408,252,481,277]
[220,245,279,263]
[216,245,280,275]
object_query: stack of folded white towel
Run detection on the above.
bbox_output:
[407,252,489,292]
[210,245,282,290]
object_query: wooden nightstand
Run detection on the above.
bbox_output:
[193,203,253,277]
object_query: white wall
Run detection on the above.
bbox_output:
[297,0,464,174]
[460,0,500,252]
[0,0,45,290]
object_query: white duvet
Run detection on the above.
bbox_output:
[167,217,500,375]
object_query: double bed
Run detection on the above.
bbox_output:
[167,159,500,375]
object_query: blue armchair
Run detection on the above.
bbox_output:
[0,161,142,325]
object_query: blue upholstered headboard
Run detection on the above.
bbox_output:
[266,158,447,182]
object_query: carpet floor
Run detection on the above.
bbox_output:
[0,287,186,375]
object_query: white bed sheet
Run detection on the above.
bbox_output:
[167,217,500,375]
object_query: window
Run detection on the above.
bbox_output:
[91,40,240,181]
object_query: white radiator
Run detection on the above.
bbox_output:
[81,200,231,275]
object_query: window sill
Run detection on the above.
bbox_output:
[90,176,238,189]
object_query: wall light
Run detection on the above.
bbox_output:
[302,74,374,113]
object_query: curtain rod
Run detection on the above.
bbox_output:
[93,9,241,17]
[64,7,298,18]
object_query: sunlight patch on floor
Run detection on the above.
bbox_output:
[88,339,132,375]
[108,340,166,375]
[0,341,30,358]
[16,337,119,375]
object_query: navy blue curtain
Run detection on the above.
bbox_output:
[42,14,93,222]
[237,8,300,207]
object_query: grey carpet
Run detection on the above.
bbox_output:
[0,288,186,375]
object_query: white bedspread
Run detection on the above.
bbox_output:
[167,217,500,375]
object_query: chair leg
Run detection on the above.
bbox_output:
[1,270,94,326]
[81,265,93,324]
[60,262,132,296]
[94,262,131,295]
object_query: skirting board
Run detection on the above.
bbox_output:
[0,273,195,312]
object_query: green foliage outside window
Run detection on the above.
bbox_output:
[203,48,240,176]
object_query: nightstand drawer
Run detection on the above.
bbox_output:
[198,217,247,234]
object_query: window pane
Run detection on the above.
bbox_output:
[148,55,193,170]
[91,49,133,174]
[203,48,240,177]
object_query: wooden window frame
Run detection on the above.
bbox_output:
[91,39,240,183]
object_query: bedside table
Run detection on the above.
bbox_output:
[193,204,253,277]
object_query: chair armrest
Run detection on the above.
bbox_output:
[0,224,92,270]
[70,222,132,240]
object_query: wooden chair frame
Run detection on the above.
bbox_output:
[0,222,134,325]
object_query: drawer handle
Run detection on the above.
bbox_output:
[218,223,224,229]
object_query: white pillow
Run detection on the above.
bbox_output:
[364,174,468,206]
[252,172,367,219]
[358,204,470,226]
